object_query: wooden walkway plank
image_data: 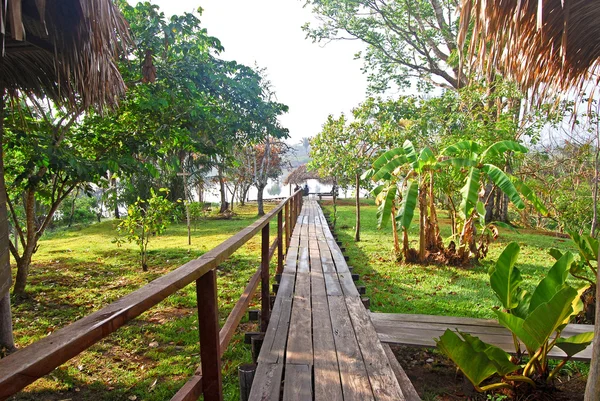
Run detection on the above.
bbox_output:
[286,273,313,366]
[283,364,312,401]
[371,312,593,361]
[382,344,421,401]
[247,363,284,401]
[312,297,344,401]
[328,295,375,401]
[345,297,405,401]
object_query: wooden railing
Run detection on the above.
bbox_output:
[0,191,304,401]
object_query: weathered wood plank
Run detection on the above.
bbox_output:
[382,344,421,401]
[371,312,594,361]
[259,298,293,364]
[345,296,404,401]
[283,364,312,401]
[337,271,359,298]
[328,295,375,401]
[248,363,284,401]
[286,273,312,366]
[323,273,343,296]
[312,298,343,401]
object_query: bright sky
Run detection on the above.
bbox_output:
[143,0,368,144]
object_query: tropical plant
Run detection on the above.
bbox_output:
[370,139,546,264]
[551,232,598,323]
[115,189,176,271]
[436,242,593,392]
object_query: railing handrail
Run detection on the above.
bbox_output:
[0,191,303,399]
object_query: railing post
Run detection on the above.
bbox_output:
[196,270,223,401]
[284,200,290,250]
[261,223,270,332]
[277,210,283,274]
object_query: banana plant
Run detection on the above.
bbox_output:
[370,140,441,262]
[550,232,598,323]
[440,140,547,259]
[370,139,545,264]
[550,231,597,287]
[436,242,593,392]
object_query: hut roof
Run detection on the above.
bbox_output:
[1,0,131,111]
[459,0,600,99]
[283,164,333,186]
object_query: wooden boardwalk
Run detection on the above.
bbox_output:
[371,312,593,361]
[249,200,418,401]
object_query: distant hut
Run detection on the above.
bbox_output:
[0,0,131,351]
[459,1,600,398]
[284,164,333,194]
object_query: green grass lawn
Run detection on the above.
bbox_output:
[9,203,278,401]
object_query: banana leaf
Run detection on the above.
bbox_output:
[555,332,594,357]
[481,140,528,161]
[510,176,548,215]
[397,180,418,230]
[528,252,573,313]
[489,242,523,310]
[376,184,397,229]
[482,164,525,209]
[459,167,481,219]
[436,329,517,387]
[441,140,481,159]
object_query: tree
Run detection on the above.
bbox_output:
[252,137,290,216]
[4,99,145,295]
[300,137,311,154]
[304,0,466,92]
[116,189,175,271]
[0,0,130,352]
[310,98,405,241]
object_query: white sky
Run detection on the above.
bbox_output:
[142,0,369,145]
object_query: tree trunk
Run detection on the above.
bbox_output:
[13,241,36,296]
[418,183,426,262]
[0,90,15,352]
[68,189,78,227]
[591,125,600,237]
[0,293,15,354]
[197,182,204,203]
[391,203,401,261]
[354,172,360,242]
[240,184,251,207]
[585,251,600,400]
[111,175,120,219]
[257,184,266,216]
[218,166,228,214]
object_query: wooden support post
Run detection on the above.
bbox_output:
[196,270,223,401]
[238,364,256,401]
[277,210,283,274]
[261,223,270,332]
[284,201,290,250]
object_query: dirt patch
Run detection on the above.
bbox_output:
[391,345,586,400]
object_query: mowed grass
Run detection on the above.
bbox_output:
[9,202,278,401]
[321,198,581,319]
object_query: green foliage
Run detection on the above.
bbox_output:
[436,242,593,392]
[116,189,176,271]
[437,330,518,390]
[370,138,544,262]
[55,193,99,227]
[550,231,597,293]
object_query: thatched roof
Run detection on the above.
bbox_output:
[1,0,131,111]
[459,0,600,99]
[283,164,333,186]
